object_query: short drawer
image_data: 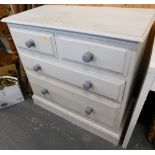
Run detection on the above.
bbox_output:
[55,35,131,75]
[10,27,56,56]
[20,53,125,102]
[27,70,120,128]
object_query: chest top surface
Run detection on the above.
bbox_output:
[2,5,155,42]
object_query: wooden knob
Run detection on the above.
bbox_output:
[83,80,93,90]
[85,107,94,115]
[25,39,35,48]
[41,89,48,95]
[82,52,93,63]
[33,64,41,72]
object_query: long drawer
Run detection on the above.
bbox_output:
[20,53,125,102]
[27,70,120,128]
[55,35,131,75]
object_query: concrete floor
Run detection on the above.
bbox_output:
[0,98,154,150]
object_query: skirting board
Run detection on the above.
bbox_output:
[32,95,121,145]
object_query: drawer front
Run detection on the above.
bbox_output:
[27,70,120,128]
[55,35,130,75]
[10,27,56,56]
[20,53,125,102]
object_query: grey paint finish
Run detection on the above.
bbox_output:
[0,98,153,150]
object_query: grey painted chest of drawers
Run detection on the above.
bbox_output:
[2,5,155,145]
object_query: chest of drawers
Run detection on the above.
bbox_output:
[2,5,155,145]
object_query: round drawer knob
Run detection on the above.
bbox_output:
[82,52,93,63]
[83,80,93,90]
[85,107,94,115]
[33,64,41,72]
[25,39,35,48]
[41,89,49,95]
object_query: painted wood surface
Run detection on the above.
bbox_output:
[55,34,131,75]
[27,70,120,128]
[10,27,56,56]
[19,52,125,102]
[2,5,155,42]
[33,95,120,144]
[4,5,155,145]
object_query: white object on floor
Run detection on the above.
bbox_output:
[0,76,24,109]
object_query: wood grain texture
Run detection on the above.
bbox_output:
[3,5,155,42]
[7,4,155,10]
[0,5,11,19]
[68,4,155,8]
[10,4,42,14]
